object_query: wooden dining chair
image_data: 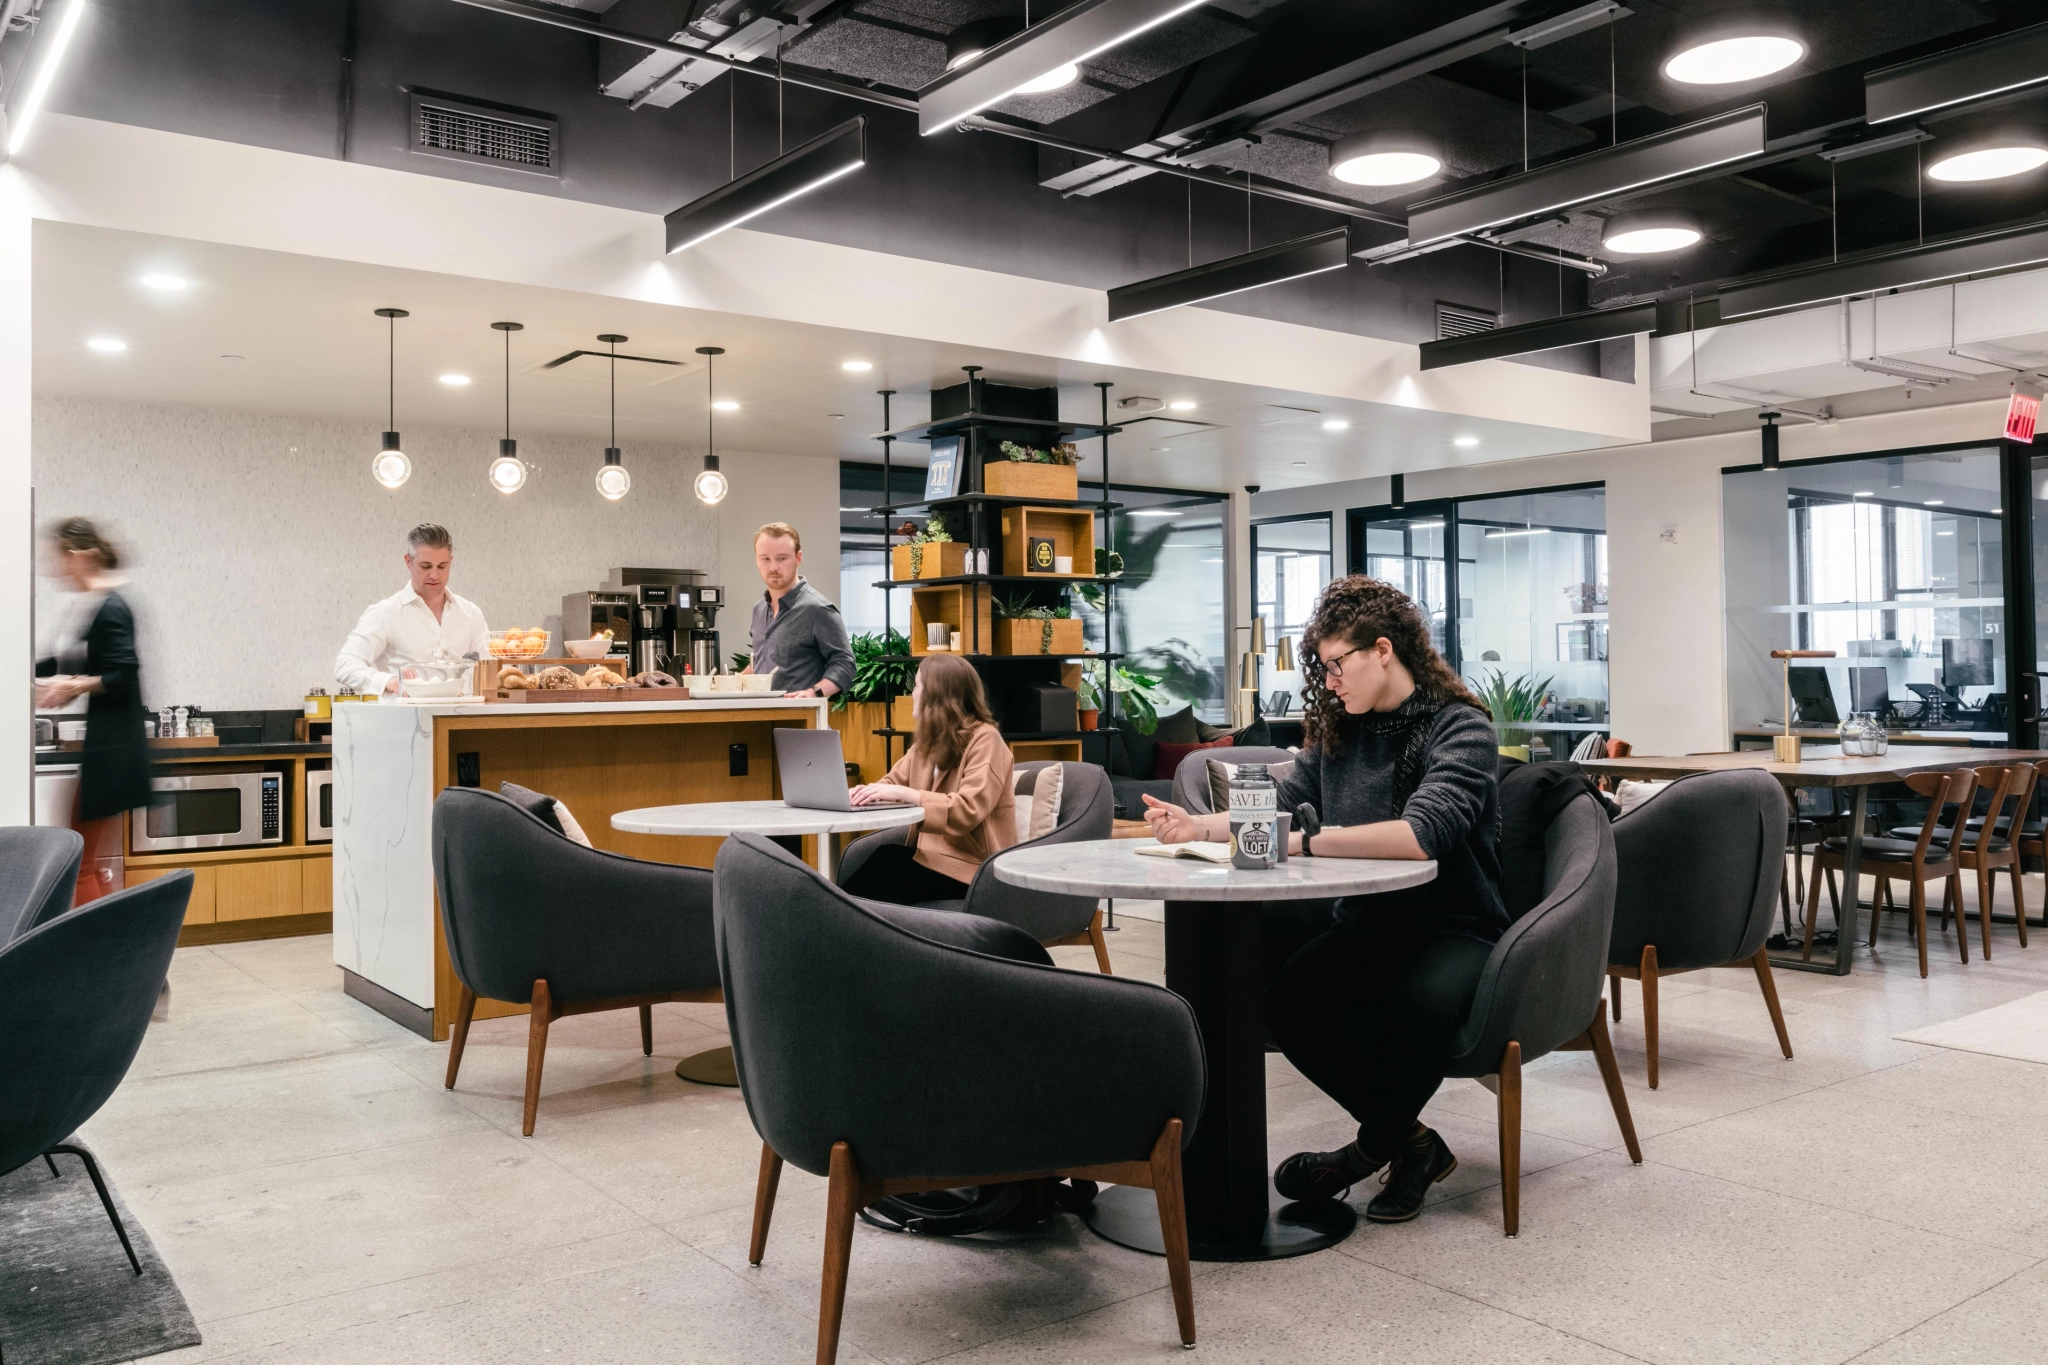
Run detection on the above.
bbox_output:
[2014,759,2048,946]
[1949,764,2035,960]
[1806,768,1974,978]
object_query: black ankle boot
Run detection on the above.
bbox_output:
[1365,1127,1457,1223]
[1274,1140,1385,1202]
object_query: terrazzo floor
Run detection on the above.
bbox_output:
[79,878,2048,1365]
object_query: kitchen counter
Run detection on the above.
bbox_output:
[35,741,331,763]
[332,695,830,1038]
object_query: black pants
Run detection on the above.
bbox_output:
[1265,918,1494,1158]
[841,842,971,905]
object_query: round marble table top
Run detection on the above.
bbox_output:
[611,799,925,838]
[992,838,1437,901]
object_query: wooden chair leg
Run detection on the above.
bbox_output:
[1802,857,1825,961]
[749,1143,784,1266]
[639,1003,654,1056]
[1978,866,1996,961]
[1826,867,1841,924]
[1750,947,1793,1060]
[1870,875,1889,947]
[1912,879,1931,977]
[1780,861,1796,939]
[1640,944,1660,1090]
[522,979,554,1137]
[444,982,478,1090]
[1087,908,1113,975]
[1586,1010,1642,1163]
[818,1142,862,1365]
[1609,971,1622,1021]
[2013,859,2029,948]
[1497,1040,1522,1238]
[1146,1119,1195,1348]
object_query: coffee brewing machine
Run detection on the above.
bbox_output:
[564,569,726,677]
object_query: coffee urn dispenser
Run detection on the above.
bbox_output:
[677,585,726,676]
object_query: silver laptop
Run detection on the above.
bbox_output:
[774,729,918,812]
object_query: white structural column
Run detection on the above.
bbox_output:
[0,169,34,825]
[1224,487,1254,723]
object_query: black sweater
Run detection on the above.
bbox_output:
[38,591,153,821]
[1275,694,1507,944]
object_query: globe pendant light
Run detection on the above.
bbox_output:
[371,307,412,489]
[694,345,729,506]
[595,333,631,500]
[488,321,527,494]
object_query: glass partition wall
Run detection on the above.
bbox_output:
[1723,446,2007,741]
[1252,513,1332,714]
[1349,484,1608,758]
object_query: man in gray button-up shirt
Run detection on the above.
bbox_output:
[746,522,855,699]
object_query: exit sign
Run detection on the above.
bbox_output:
[2008,391,2041,443]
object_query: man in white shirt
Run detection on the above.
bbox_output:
[335,524,492,696]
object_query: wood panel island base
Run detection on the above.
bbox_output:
[333,696,830,1040]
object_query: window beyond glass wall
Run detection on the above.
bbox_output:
[1253,514,1332,712]
[1723,446,2005,738]
[1349,485,1607,757]
[1090,489,1228,723]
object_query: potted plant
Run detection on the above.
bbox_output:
[993,590,1084,656]
[1078,659,1175,733]
[890,514,970,580]
[828,631,914,780]
[984,439,1080,501]
[1476,667,1554,761]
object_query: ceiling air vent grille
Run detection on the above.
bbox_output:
[1436,302,1499,340]
[408,92,559,177]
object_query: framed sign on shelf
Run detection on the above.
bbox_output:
[924,437,962,501]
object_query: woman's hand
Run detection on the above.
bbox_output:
[851,782,920,807]
[35,676,86,708]
[1142,794,1212,844]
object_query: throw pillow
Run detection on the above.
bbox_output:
[1614,779,1671,815]
[1028,762,1065,840]
[1156,735,1231,782]
[1153,707,1202,745]
[1194,717,1231,742]
[499,781,566,836]
[1013,794,1035,842]
[1112,724,1158,785]
[1232,715,1272,747]
[1496,761,1601,921]
[1207,756,1297,814]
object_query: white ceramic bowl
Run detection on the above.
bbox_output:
[683,676,719,697]
[402,677,468,698]
[58,720,87,742]
[564,638,613,659]
[741,672,777,692]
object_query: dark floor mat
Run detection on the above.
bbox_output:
[0,1143,200,1365]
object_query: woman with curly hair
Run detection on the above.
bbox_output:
[1143,575,1504,1224]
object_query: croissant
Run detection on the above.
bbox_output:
[498,670,534,690]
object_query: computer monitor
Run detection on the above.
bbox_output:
[1786,667,1838,724]
[1849,666,1891,717]
[1941,637,1996,692]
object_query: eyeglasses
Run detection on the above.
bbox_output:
[1320,644,1373,679]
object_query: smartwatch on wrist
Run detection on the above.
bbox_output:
[1296,803,1322,858]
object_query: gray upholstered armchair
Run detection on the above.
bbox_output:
[0,826,84,944]
[430,787,723,1135]
[1443,793,1641,1236]
[1608,769,1793,1087]
[836,761,1117,971]
[716,833,1202,1362]
[1170,746,1301,814]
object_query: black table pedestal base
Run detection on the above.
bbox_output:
[1083,1182,1357,1262]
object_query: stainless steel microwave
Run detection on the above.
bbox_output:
[131,769,283,854]
[306,769,333,843]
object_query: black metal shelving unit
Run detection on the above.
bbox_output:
[872,370,1123,770]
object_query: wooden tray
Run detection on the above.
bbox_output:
[489,687,689,703]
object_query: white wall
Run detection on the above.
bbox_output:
[714,449,845,644]
[31,398,836,709]
[1250,397,2017,756]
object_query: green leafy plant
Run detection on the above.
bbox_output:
[993,590,1073,653]
[1476,668,1554,747]
[1079,661,1176,733]
[729,651,751,672]
[904,514,953,576]
[998,439,1078,467]
[835,630,914,711]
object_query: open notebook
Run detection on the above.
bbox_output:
[1133,840,1234,863]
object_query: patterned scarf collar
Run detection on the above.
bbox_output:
[1346,689,1449,807]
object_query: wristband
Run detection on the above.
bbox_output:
[1296,803,1322,857]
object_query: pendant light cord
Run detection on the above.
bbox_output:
[503,325,511,440]
[387,312,395,431]
[706,351,715,462]
[609,337,618,447]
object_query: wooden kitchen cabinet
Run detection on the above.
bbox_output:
[126,864,218,925]
[216,859,303,922]
[300,857,332,916]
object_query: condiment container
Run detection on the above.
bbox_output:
[304,688,332,720]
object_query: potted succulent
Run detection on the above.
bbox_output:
[890,514,970,580]
[992,590,1084,656]
[984,439,1081,501]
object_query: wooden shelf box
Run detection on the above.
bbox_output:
[984,461,1079,501]
[994,617,1086,656]
[890,541,972,581]
[909,584,994,656]
[999,506,1096,577]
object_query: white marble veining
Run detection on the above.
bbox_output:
[993,838,1438,901]
[612,799,924,837]
[332,696,828,1009]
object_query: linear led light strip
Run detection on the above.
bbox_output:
[918,0,1207,136]
[665,117,867,253]
[6,0,87,157]
[1106,227,1350,322]
[1865,19,2048,123]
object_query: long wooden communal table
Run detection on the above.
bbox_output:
[1579,746,2048,976]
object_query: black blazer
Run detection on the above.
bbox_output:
[38,591,152,821]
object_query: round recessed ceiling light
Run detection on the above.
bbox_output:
[1928,129,2048,183]
[1853,490,1874,497]
[439,373,471,386]
[1292,460,1308,467]
[712,399,739,412]
[945,16,1021,72]
[1016,63,1079,94]
[1602,209,1705,255]
[1663,32,1804,85]
[1328,130,1442,187]
[1453,435,1480,447]
[1925,499,1945,506]
[139,273,189,292]
[86,337,127,353]
[841,359,873,372]
[1169,400,1197,411]
[1322,418,1350,431]
[220,353,245,362]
